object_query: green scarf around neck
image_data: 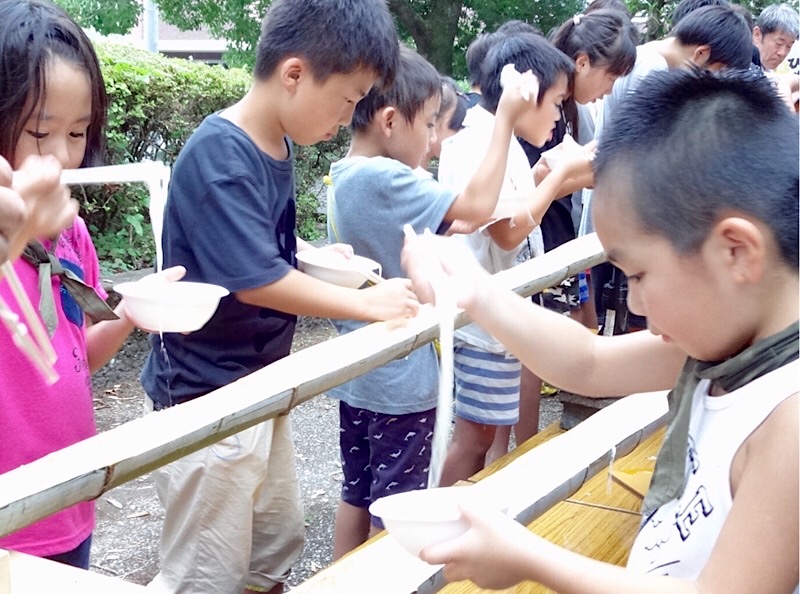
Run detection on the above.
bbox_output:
[642,321,799,517]
[21,238,118,337]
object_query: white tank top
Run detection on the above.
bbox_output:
[627,361,799,582]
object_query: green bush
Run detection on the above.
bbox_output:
[87,41,347,272]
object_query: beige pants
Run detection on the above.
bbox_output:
[146,412,304,594]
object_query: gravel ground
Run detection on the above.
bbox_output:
[88,316,563,589]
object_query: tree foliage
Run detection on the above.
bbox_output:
[53,0,800,75]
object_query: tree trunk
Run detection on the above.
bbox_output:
[388,0,464,75]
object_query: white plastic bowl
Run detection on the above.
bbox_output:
[369,487,475,557]
[296,249,381,289]
[114,280,229,333]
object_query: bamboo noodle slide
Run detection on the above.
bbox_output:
[0,234,606,540]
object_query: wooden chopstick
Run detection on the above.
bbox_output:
[0,291,58,384]
[1,262,56,364]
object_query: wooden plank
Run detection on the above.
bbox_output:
[292,392,667,594]
[437,429,664,594]
[4,550,147,593]
[0,235,606,537]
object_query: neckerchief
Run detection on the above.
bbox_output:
[21,238,118,336]
[642,321,799,517]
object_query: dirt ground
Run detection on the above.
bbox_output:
[87,315,564,590]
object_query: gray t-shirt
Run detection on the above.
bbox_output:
[326,156,457,414]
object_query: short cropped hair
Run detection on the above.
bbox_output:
[756,3,800,38]
[254,0,399,89]
[670,0,729,27]
[670,5,752,70]
[466,33,497,87]
[595,68,799,269]
[350,46,441,133]
[479,33,575,113]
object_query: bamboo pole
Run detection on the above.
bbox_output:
[0,234,605,537]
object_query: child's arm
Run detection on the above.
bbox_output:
[488,151,594,252]
[237,269,418,323]
[422,395,798,594]
[401,231,683,396]
[86,266,187,373]
[444,82,542,224]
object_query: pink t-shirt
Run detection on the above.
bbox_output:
[0,217,105,557]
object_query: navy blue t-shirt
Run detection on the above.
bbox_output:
[141,114,297,407]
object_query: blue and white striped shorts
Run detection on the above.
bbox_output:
[453,342,522,425]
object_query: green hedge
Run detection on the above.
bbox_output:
[86,41,348,273]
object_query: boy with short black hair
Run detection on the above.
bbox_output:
[435,32,593,485]
[140,1,417,593]
[327,44,582,559]
[407,67,799,594]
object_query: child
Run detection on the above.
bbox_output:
[0,0,168,569]
[512,8,639,448]
[403,68,798,593]
[139,1,416,593]
[327,44,557,559]
[423,76,467,173]
[436,32,594,485]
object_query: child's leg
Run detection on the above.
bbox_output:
[149,422,290,594]
[515,365,542,445]
[486,424,511,466]
[333,402,374,560]
[333,500,371,561]
[248,415,305,593]
[440,417,498,486]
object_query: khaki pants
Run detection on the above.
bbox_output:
[146,411,304,594]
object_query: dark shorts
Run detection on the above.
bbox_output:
[338,401,435,528]
[536,275,581,315]
[44,535,92,569]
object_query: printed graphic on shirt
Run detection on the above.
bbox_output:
[639,436,713,573]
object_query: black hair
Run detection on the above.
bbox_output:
[730,4,755,32]
[254,0,399,90]
[0,0,107,167]
[550,10,638,140]
[670,0,729,27]
[465,33,497,87]
[550,10,638,78]
[439,76,467,132]
[495,20,542,37]
[585,0,631,17]
[350,45,441,133]
[595,68,799,269]
[479,33,575,114]
[670,5,752,70]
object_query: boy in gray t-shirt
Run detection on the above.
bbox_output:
[327,45,534,559]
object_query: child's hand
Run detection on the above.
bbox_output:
[496,66,540,124]
[3,155,77,261]
[360,277,419,321]
[559,140,596,189]
[401,228,489,312]
[137,265,187,285]
[0,159,26,264]
[420,504,536,590]
[321,242,355,259]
